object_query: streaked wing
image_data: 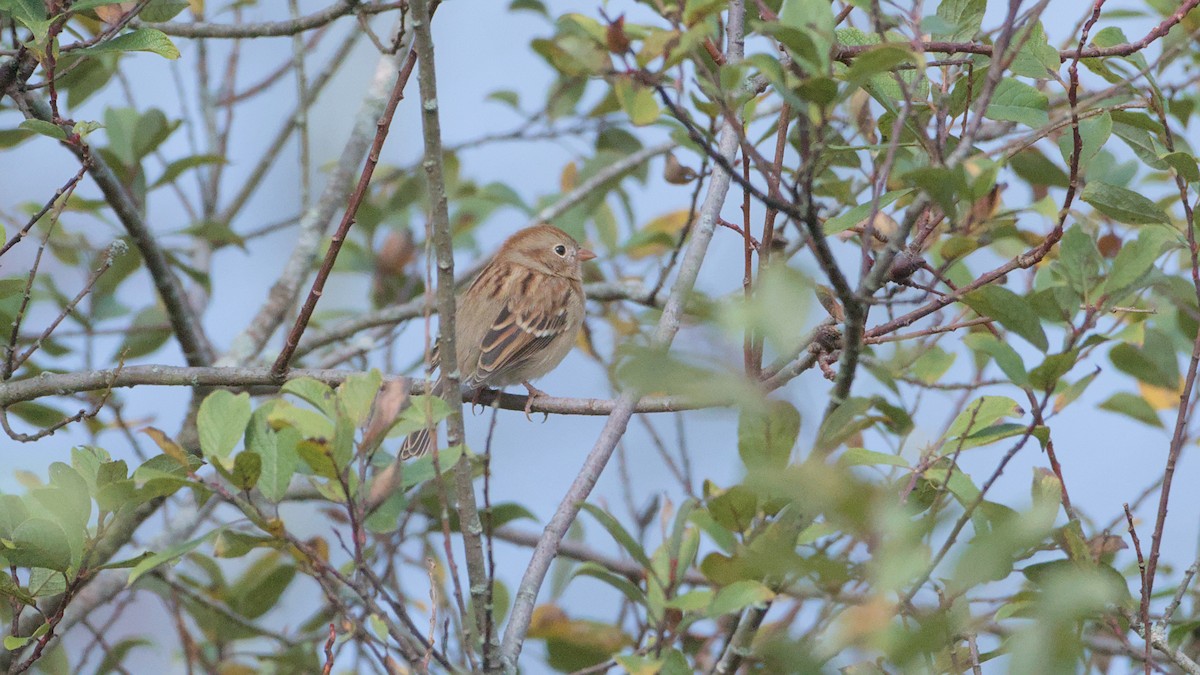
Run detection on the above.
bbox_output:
[470,297,570,387]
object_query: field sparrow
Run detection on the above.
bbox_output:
[400,224,595,459]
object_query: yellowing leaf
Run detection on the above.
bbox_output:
[529,604,633,672]
[1139,380,1182,411]
[560,161,578,192]
[625,209,691,259]
[141,426,191,467]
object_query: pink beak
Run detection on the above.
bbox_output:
[578,248,597,261]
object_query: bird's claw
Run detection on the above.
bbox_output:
[469,387,488,415]
[522,382,550,422]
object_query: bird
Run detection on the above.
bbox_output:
[400,224,595,459]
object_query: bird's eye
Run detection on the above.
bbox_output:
[554,245,567,256]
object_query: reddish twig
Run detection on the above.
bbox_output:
[321,623,336,675]
[271,48,419,376]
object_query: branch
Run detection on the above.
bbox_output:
[497,2,746,670]
[712,602,770,674]
[0,364,718,415]
[410,0,493,662]
[138,0,404,38]
[270,48,419,374]
[222,44,414,367]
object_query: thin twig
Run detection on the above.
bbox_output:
[271,49,419,375]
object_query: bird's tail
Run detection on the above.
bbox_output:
[397,378,443,459]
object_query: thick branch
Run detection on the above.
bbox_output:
[0,365,717,415]
[410,0,493,662]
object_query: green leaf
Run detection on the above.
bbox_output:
[708,579,775,617]
[79,29,181,60]
[933,0,985,41]
[613,653,665,675]
[269,400,334,439]
[737,400,800,471]
[281,376,337,417]
[708,485,758,533]
[92,637,151,675]
[1058,112,1110,170]
[1110,329,1179,389]
[1112,119,1167,171]
[1103,228,1167,297]
[150,154,225,188]
[964,333,1029,388]
[231,451,262,491]
[197,390,252,467]
[985,79,1049,129]
[1010,21,1059,79]
[573,561,648,608]
[1081,181,1170,225]
[0,570,36,606]
[771,0,834,74]
[71,0,129,9]
[252,426,299,503]
[227,558,296,619]
[580,503,654,572]
[113,305,170,359]
[613,77,660,127]
[665,589,713,611]
[128,529,221,585]
[910,345,957,384]
[296,440,340,480]
[17,119,65,140]
[946,396,1024,439]
[1161,151,1200,182]
[5,517,73,570]
[816,397,873,452]
[4,0,49,38]
[212,530,273,558]
[823,189,912,234]
[1028,350,1079,391]
[838,447,908,468]
[1099,392,1163,427]
[962,285,1048,351]
[843,45,917,85]
[138,0,190,22]
[336,370,382,427]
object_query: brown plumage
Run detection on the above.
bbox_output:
[400,224,594,459]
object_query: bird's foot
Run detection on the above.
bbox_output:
[522,381,549,422]
[468,387,490,415]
